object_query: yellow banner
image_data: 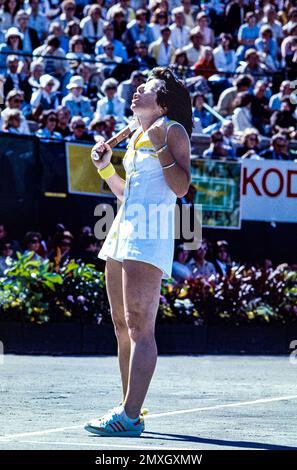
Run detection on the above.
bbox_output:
[66,143,126,196]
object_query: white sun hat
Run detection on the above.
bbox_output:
[39,74,60,92]
[66,75,84,90]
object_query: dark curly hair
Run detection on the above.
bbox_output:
[148,67,193,138]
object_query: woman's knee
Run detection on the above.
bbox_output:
[111,309,128,337]
[125,310,155,342]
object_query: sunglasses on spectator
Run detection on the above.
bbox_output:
[213,138,223,143]
[13,98,23,103]
[74,124,85,129]
[9,36,20,40]
[248,136,258,141]
[29,239,40,244]
[106,86,116,90]
[104,46,114,50]
[48,117,57,122]
[65,6,75,11]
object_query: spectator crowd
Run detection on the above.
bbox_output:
[0,0,296,159]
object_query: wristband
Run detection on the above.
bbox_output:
[156,143,168,155]
[98,163,115,180]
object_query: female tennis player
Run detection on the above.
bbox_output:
[85,67,193,437]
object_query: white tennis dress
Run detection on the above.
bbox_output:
[98,118,180,279]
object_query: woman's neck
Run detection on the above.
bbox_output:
[139,113,165,132]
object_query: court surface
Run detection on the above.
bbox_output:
[0,355,296,450]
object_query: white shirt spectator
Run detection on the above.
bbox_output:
[213,45,237,73]
[232,107,253,133]
[169,24,190,49]
[80,16,105,44]
[96,95,126,123]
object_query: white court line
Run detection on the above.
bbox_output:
[16,440,193,451]
[0,394,296,443]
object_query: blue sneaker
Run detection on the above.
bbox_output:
[84,406,145,437]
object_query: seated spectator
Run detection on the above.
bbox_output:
[196,11,215,47]
[95,21,128,62]
[258,4,284,44]
[0,238,14,276]
[4,55,32,103]
[148,26,175,67]
[259,133,292,161]
[270,98,297,137]
[96,40,123,79]
[28,60,44,93]
[89,116,108,141]
[65,35,92,64]
[236,128,261,159]
[255,25,279,71]
[193,46,217,79]
[1,108,23,133]
[192,92,214,129]
[186,239,216,279]
[27,0,49,42]
[33,35,68,79]
[251,80,271,134]
[96,78,125,124]
[23,231,44,260]
[80,5,105,53]
[172,244,192,282]
[110,7,127,42]
[49,229,73,267]
[56,105,71,137]
[281,23,297,79]
[107,0,135,24]
[123,8,154,56]
[269,80,292,110]
[15,9,40,53]
[169,48,193,79]
[76,63,99,102]
[0,27,24,75]
[236,12,260,62]
[213,33,237,74]
[216,74,253,118]
[203,130,235,159]
[236,49,269,77]
[0,221,20,256]
[220,119,236,152]
[62,75,93,122]
[169,6,190,50]
[149,7,169,41]
[213,240,232,277]
[181,0,196,29]
[103,114,117,139]
[182,26,204,66]
[0,89,30,134]
[232,92,254,133]
[49,21,69,54]
[36,109,63,140]
[117,70,146,116]
[57,0,79,30]
[65,116,95,142]
[30,74,60,120]
[2,0,19,32]
[127,40,157,73]
[76,233,105,271]
[65,19,82,41]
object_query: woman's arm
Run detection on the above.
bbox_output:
[148,121,191,198]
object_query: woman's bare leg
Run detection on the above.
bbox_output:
[122,260,162,419]
[105,257,130,401]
